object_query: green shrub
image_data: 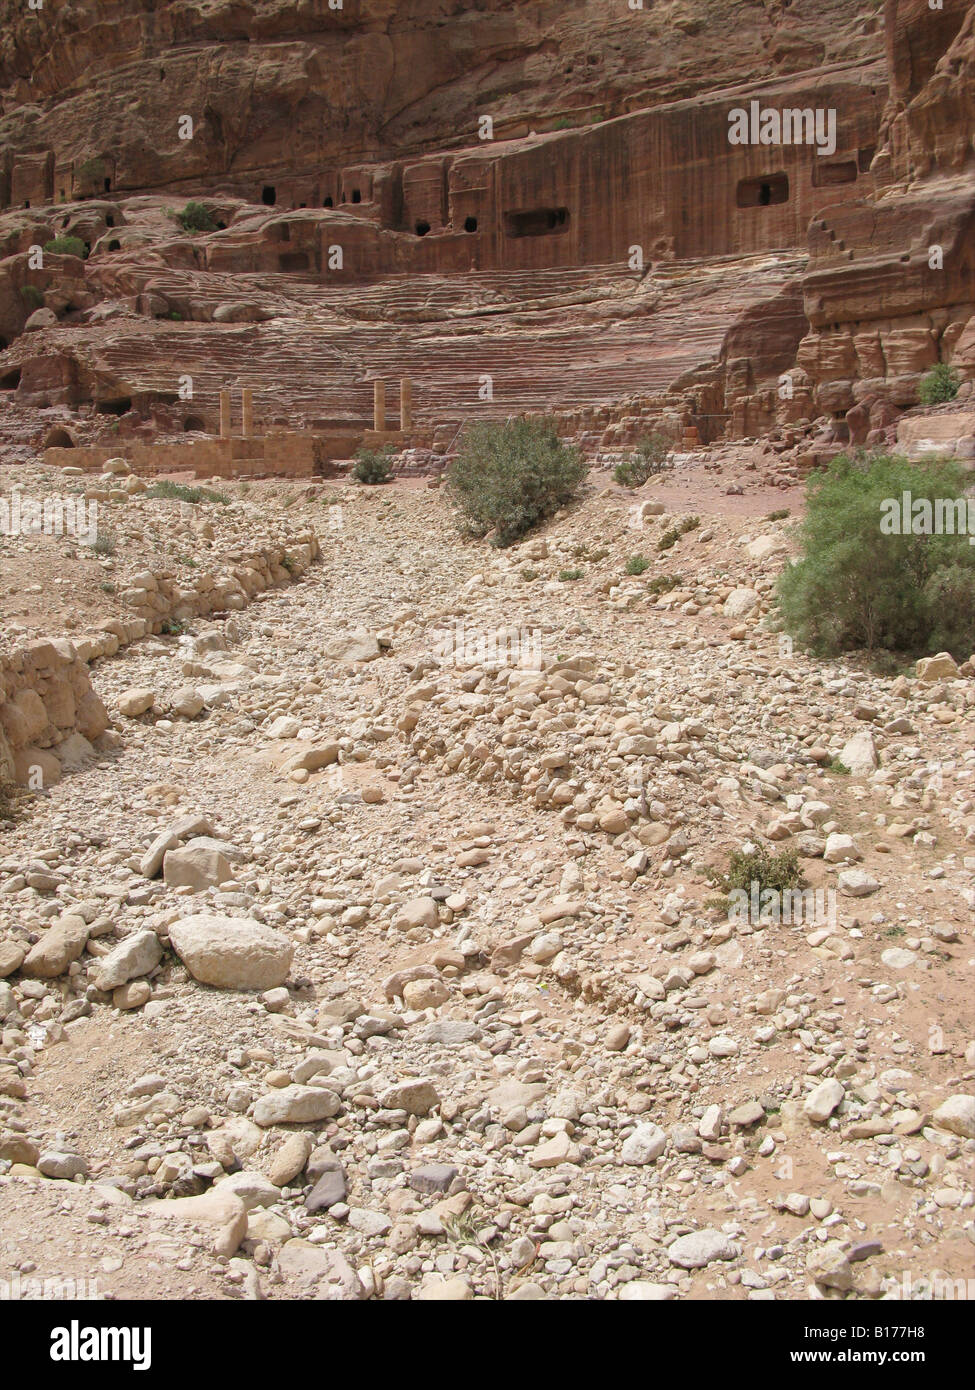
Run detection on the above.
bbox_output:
[20,285,44,310]
[646,572,681,595]
[657,515,700,551]
[77,157,105,184]
[918,363,960,406]
[447,418,588,547]
[44,235,86,259]
[613,432,671,488]
[558,568,583,581]
[144,480,229,504]
[352,445,394,484]
[177,201,218,234]
[709,844,803,897]
[776,450,975,656]
[92,532,116,555]
[625,554,650,575]
[765,508,790,521]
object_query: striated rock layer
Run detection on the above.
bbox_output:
[0,1,972,452]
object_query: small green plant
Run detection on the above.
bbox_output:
[99,581,115,593]
[765,508,790,521]
[447,418,588,547]
[558,568,583,581]
[646,572,682,595]
[145,480,229,504]
[352,445,394,485]
[174,553,197,568]
[520,567,539,582]
[709,844,803,897]
[176,201,218,234]
[0,778,21,825]
[44,235,86,259]
[77,157,105,185]
[168,311,183,321]
[20,285,44,310]
[918,363,960,406]
[613,432,671,488]
[827,758,850,775]
[159,617,187,635]
[625,554,651,576]
[657,515,700,551]
[776,450,975,657]
[92,532,116,555]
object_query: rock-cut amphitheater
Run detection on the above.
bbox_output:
[0,0,972,470]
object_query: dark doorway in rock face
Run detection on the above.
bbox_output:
[415,221,430,236]
[736,173,789,208]
[503,207,570,237]
[1,367,22,388]
[104,178,111,192]
[97,397,132,415]
[351,189,361,203]
[183,415,206,432]
[107,239,121,251]
[464,216,478,233]
[323,196,333,208]
[262,185,276,206]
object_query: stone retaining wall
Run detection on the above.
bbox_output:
[0,528,320,787]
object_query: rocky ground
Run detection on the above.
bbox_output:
[1,455,973,1302]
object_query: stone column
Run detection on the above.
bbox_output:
[219,389,231,439]
[373,380,386,433]
[400,377,412,431]
[241,387,254,438]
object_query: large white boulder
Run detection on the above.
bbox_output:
[168,915,292,990]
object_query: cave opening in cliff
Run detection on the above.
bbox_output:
[262,185,276,206]
[415,221,431,236]
[323,196,333,207]
[105,214,114,226]
[352,189,361,203]
[0,337,7,351]
[107,239,121,251]
[44,427,74,447]
[464,217,478,233]
[183,415,206,432]
[504,207,570,237]
[736,174,789,208]
[104,177,111,192]
[0,368,22,389]
[96,397,131,415]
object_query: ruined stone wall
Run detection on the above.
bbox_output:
[0,528,320,786]
[44,434,321,478]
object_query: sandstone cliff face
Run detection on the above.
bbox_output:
[0,1,971,448]
[0,0,884,206]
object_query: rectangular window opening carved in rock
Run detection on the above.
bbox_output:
[736,174,789,209]
[503,207,570,237]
